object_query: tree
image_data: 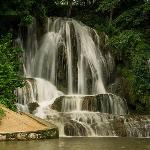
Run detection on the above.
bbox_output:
[98,0,120,26]
[114,0,150,29]
[67,0,73,17]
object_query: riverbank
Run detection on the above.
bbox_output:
[0,105,59,141]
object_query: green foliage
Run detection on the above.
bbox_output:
[114,1,150,29]
[21,15,33,25]
[98,0,120,12]
[0,97,17,111]
[0,108,5,120]
[108,30,150,114]
[0,0,57,25]
[97,24,119,36]
[0,33,24,111]
[108,31,142,59]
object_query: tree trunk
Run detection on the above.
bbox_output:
[67,0,73,17]
[109,8,114,26]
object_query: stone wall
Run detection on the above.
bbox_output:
[0,128,59,141]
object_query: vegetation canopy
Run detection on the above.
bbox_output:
[0,33,24,111]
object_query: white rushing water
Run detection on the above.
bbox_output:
[16,78,63,115]
[22,18,107,94]
[15,18,150,138]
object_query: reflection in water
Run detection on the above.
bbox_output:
[0,138,150,150]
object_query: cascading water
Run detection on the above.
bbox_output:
[49,94,127,137]
[16,78,63,113]
[16,18,150,137]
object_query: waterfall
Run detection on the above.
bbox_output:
[21,18,107,94]
[16,17,150,137]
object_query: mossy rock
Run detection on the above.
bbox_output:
[28,102,39,114]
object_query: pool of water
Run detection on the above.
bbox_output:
[0,137,150,150]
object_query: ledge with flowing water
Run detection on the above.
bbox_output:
[46,94,149,137]
[51,94,128,115]
[53,112,150,137]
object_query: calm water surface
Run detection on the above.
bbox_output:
[0,137,150,150]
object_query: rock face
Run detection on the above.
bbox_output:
[113,115,150,137]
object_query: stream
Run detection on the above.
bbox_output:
[1,137,150,150]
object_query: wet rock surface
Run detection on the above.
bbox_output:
[28,102,39,113]
[60,113,150,137]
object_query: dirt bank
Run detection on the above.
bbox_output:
[0,105,58,141]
